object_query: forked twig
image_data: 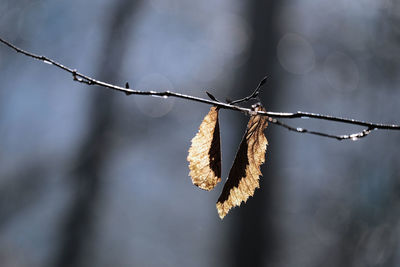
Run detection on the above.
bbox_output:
[229,76,268,105]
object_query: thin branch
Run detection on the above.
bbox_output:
[1,37,400,140]
[268,118,373,140]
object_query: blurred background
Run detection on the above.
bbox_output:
[1,0,400,266]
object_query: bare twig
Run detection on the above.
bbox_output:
[1,37,400,140]
[229,76,268,105]
[268,118,373,140]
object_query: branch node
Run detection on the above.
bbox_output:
[206,91,220,103]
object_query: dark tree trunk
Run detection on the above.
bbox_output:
[54,1,142,266]
[228,1,281,267]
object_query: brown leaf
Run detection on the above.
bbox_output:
[216,104,268,219]
[187,107,222,190]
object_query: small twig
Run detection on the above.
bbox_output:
[229,76,268,105]
[1,36,400,140]
[268,118,373,140]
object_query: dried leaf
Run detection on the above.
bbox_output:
[216,104,268,219]
[187,107,222,190]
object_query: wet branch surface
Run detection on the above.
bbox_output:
[1,37,399,140]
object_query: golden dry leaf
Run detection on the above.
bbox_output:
[216,104,268,219]
[187,107,222,190]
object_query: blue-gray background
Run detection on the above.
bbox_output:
[1,0,400,266]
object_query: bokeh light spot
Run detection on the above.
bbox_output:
[277,33,315,74]
[324,51,359,92]
[134,74,175,118]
